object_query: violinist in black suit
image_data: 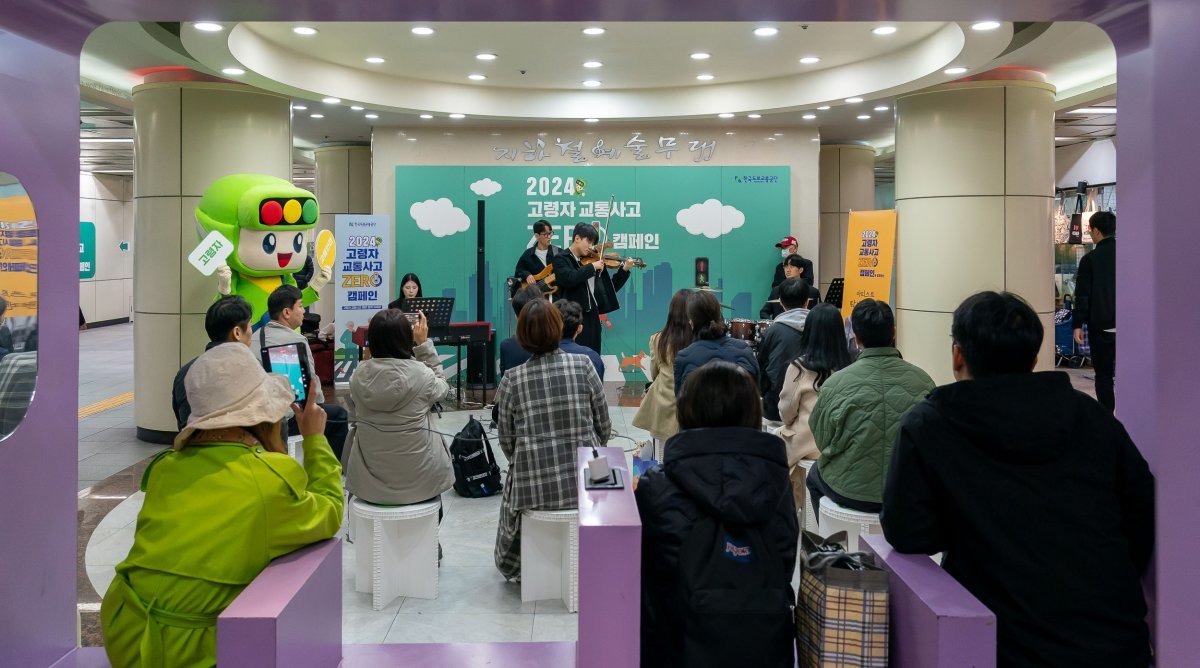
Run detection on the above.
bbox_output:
[513,220,560,297]
[551,222,633,354]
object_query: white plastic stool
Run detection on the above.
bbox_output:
[521,509,579,612]
[817,498,880,552]
[797,460,817,533]
[351,497,440,610]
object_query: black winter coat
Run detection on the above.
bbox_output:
[882,371,1153,668]
[1073,236,1116,331]
[635,427,799,668]
[673,337,757,397]
[551,251,629,315]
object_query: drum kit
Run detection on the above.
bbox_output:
[730,318,773,349]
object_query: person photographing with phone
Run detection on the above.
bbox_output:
[101,344,343,668]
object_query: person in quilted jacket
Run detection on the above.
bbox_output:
[807,299,934,513]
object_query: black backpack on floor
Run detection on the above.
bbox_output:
[676,515,796,667]
[450,417,502,498]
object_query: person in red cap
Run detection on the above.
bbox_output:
[773,236,814,289]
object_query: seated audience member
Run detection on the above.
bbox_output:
[494,299,610,580]
[172,295,254,430]
[387,272,423,312]
[757,277,814,427]
[101,344,343,668]
[498,285,546,377]
[673,290,758,395]
[777,303,853,512]
[636,361,798,667]
[555,299,605,378]
[345,309,453,507]
[762,254,820,318]
[882,292,1154,668]
[0,350,35,437]
[632,289,693,457]
[0,296,12,359]
[262,285,348,461]
[807,299,934,514]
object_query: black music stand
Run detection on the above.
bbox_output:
[824,278,845,309]
[402,297,455,338]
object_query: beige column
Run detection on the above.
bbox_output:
[312,144,372,324]
[894,75,1055,385]
[818,144,876,293]
[133,75,292,441]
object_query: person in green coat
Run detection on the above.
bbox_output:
[807,299,935,514]
[100,343,344,668]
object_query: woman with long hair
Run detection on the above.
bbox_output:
[672,290,758,395]
[388,272,423,312]
[777,303,854,511]
[632,289,693,459]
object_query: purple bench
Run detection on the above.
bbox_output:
[861,534,997,668]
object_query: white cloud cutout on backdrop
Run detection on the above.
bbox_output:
[410,198,471,237]
[676,199,746,239]
[470,178,503,197]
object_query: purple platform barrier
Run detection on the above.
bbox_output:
[576,447,642,668]
[860,534,996,668]
[217,539,343,668]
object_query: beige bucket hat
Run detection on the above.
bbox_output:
[174,342,297,448]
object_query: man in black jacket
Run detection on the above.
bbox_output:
[551,221,633,354]
[771,235,814,289]
[1073,211,1117,412]
[512,219,560,297]
[882,291,1153,668]
[172,295,254,429]
[757,277,811,426]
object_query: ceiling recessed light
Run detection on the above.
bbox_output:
[582,80,602,87]
[350,105,364,111]
[971,21,1002,31]
[78,137,134,143]
[322,97,341,104]
[817,105,831,110]
[406,137,417,141]
[365,113,379,119]
[874,105,889,111]
[582,27,606,36]
[1070,107,1117,114]
[468,74,487,81]
[292,104,307,110]
[944,66,968,75]
[872,26,898,35]
[845,97,864,104]
[419,114,433,119]
[476,53,497,61]
[310,113,324,119]
[799,56,821,64]
[753,26,779,37]
[718,113,735,119]
[773,132,784,136]
[747,113,762,119]
[448,113,465,119]
[1054,137,1071,141]
[221,67,245,76]
[443,132,454,136]
[725,132,735,135]
[766,137,776,141]
[696,74,714,81]
[193,22,223,32]
[802,114,816,120]
[583,61,603,68]
[411,26,434,36]
[293,26,318,36]
[365,56,385,64]
[584,118,599,123]
[691,52,711,60]
[857,114,872,120]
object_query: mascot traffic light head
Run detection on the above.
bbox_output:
[195,174,320,278]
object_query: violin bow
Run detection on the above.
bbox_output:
[597,194,616,250]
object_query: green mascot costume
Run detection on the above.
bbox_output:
[195,174,330,330]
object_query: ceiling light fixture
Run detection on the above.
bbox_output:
[817,105,831,110]
[872,26,898,35]
[292,104,307,110]
[411,26,435,36]
[348,105,362,111]
[468,74,487,81]
[747,114,762,119]
[691,52,711,60]
[799,56,821,65]
[582,27,606,36]
[696,74,714,81]
[220,68,245,76]
[193,22,223,32]
[476,53,497,61]
[971,21,1002,31]
[584,118,599,123]
[753,26,779,37]
[449,113,466,119]
[582,80,602,87]
[802,114,816,120]
[944,66,968,75]
[583,61,603,68]
[718,113,735,118]
[365,56,385,64]
[1054,137,1071,141]
[857,114,872,120]
[874,105,889,111]
[773,132,784,136]
[79,137,134,143]
[322,97,341,104]
[845,97,864,103]
[1070,107,1117,114]
[293,27,318,36]
[406,137,417,141]
[310,113,324,119]
[419,114,433,119]
[725,132,735,135]
[365,113,379,119]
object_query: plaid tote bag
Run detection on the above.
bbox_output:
[795,531,889,667]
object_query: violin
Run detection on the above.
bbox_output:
[582,244,646,270]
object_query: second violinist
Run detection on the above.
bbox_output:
[552,222,636,355]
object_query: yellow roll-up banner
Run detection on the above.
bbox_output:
[841,210,897,320]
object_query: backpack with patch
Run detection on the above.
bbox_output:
[449,416,502,498]
[676,515,796,667]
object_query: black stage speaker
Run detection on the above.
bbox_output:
[467,199,496,388]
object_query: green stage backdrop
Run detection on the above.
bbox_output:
[395,165,789,379]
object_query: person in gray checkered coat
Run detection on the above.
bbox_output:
[494,298,612,580]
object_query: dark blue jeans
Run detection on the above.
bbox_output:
[805,463,882,515]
